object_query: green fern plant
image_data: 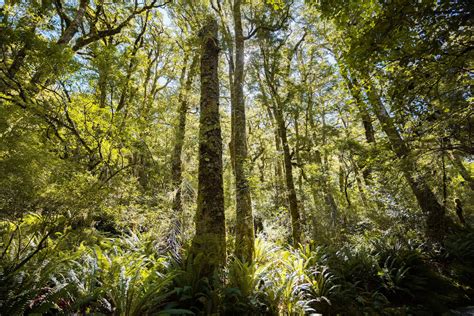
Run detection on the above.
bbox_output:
[0,214,73,315]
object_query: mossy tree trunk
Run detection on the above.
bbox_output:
[191,17,226,275]
[232,0,254,262]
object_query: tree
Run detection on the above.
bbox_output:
[257,30,304,245]
[231,0,255,262]
[315,0,472,239]
[362,73,448,238]
[191,16,226,276]
[169,49,198,252]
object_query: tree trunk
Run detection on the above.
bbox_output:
[232,0,254,262]
[273,100,302,245]
[256,74,286,211]
[339,64,375,181]
[305,92,339,227]
[312,149,339,226]
[168,52,198,252]
[364,77,446,238]
[339,64,376,145]
[339,111,370,209]
[117,17,148,112]
[320,110,339,226]
[191,17,226,275]
[258,36,301,245]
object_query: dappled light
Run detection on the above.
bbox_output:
[1,0,472,314]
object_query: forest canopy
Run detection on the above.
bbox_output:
[0,0,473,314]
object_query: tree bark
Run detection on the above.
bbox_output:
[339,64,376,181]
[258,35,302,245]
[232,0,254,262]
[304,91,339,227]
[191,17,226,275]
[320,110,340,226]
[273,100,302,245]
[363,77,446,238]
[338,61,376,145]
[257,76,285,209]
[168,52,198,252]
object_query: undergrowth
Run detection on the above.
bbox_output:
[1,214,473,315]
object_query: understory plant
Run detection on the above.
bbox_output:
[1,215,473,315]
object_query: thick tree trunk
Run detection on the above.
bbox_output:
[232,0,254,262]
[364,78,446,238]
[191,18,226,274]
[168,52,198,252]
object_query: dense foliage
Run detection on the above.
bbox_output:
[1,0,472,314]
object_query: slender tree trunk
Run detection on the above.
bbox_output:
[312,149,339,226]
[305,93,339,227]
[273,100,301,245]
[338,61,389,211]
[117,17,148,112]
[232,0,254,262]
[339,111,370,208]
[191,18,226,275]
[301,96,324,238]
[257,75,285,210]
[168,52,198,252]
[339,64,376,145]
[300,166,322,240]
[98,58,108,109]
[320,111,339,226]
[295,112,308,234]
[351,157,369,208]
[271,113,285,208]
[259,36,301,245]
[358,92,376,144]
[339,64,375,181]
[363,77,446,238]
[266,102,286,209]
